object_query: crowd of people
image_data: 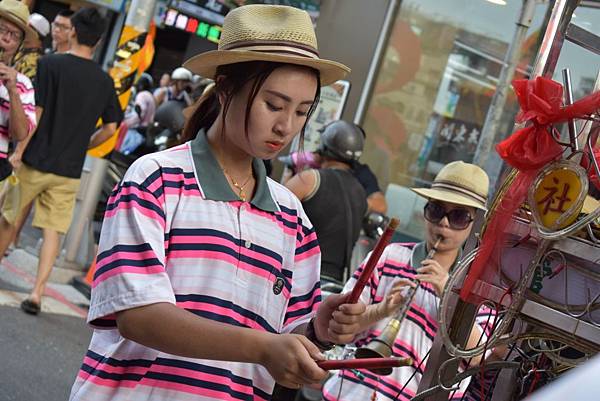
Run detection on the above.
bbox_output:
[0,2,121,314]
[0,2,501,401]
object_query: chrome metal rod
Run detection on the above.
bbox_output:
[562,68,579,151]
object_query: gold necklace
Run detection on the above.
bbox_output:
[223,168,253,201]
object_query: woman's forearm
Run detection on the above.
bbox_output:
[116,302,272,365]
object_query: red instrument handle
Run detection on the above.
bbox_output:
[347,218,399,303]
[317,357,411,371]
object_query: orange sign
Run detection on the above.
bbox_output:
[530,162,587,230]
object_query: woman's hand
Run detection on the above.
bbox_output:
[416,259,449,296]
[8,151,22,170]
[314,293,366,344]
[373,278,416,319]
[259,333,327,389]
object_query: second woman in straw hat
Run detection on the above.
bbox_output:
[70,5,366,401]
[322,161,498,401]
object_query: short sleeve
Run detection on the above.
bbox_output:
[34,56,48,108]
[353,163,381,196]
[16,73,36,134]
[88,156,175,329]
[281,203,322,334]
[473,304,498,358]
[101,77,123,124]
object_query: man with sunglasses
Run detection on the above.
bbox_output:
[323,161,495,401]
[0,0,36,186]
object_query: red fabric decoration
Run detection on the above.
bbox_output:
[461,76,600,301]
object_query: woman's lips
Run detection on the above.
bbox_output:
[266,141,284,151]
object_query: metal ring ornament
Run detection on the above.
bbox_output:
[438,248,515,359]
[411,361,521,401]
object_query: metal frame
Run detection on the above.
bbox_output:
[416,0,600,399]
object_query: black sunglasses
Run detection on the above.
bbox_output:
[424,201,474,230]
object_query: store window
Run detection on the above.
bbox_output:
[361,0,553,240]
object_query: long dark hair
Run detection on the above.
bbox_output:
[181,61,321,144]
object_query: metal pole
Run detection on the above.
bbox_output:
[353,0,401,125]
[562,68,579,150]
[484,0,579,191]
[62,157,109,268]
[530,0,580,79]
[417,1,581,399]
[59,0,158,270]
[472,0,538,169]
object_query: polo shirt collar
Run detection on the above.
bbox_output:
[190,130,279,213]
[411,241,462,271]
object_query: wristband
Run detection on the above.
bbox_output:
[306,318,335,351]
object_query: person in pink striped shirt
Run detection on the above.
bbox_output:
[322,161,496,401]
[69,5,367,401]
[0,0,37,185]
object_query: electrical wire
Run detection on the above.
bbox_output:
[392,347,432,401]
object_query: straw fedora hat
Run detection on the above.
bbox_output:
[183,4,350,86]
[0,0,36,41]
[412,161,489,211]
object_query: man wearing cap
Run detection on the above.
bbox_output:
[14,12,49,86]
[0,0,36,185]
[154,66,193,107]
[0,7,122,315]
[285,120,368,285]
[322,161,497,401]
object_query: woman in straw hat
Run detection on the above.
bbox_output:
[322,161,497,401]
[70,5,366,401]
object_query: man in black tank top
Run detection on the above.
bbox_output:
[286,120,368,283]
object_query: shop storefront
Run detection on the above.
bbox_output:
[357,0,600,240]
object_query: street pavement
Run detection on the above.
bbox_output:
[0,226,92,401]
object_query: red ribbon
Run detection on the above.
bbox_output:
[461,77,600,301]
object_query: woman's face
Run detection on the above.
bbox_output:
[424,200,476,252]
[222,64,318,160]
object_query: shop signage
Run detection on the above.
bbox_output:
[529,161,588,230]
[163,8,222,43]
[169,0,230,25]
[300,80,351,152]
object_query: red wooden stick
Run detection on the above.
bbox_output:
[347,218,399,303]
[317,357,412,371]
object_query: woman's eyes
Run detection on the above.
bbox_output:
[266,101,282,112]
[266,101,309,117]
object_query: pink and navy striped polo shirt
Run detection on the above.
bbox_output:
[322,242,494,401]
[0,72,36,160]
[69,132,322,401]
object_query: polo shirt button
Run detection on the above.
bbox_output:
[245,240,252,249]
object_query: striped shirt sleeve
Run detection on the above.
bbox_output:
[88,156,175,329]
[281,203,322,334]
[16,73,36,134]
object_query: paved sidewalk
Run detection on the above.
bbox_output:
[0,242,93,401]
[0,248,89,317]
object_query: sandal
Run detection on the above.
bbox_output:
[20,299,41,315]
